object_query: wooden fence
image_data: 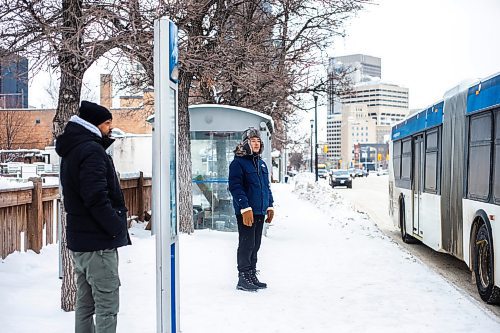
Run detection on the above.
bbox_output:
[0,172,151,259]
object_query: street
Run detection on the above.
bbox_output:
[328,174,500,317]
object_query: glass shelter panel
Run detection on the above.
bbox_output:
[191,131,243,231]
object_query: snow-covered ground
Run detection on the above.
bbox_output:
[1,178,499,332]
[0,175,59,190]
[0,177,33,190]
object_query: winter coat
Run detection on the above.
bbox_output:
[228,152,274,216]
[55,116,131,252]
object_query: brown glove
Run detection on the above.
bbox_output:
[242,209,254,227]
[265,208,274,223]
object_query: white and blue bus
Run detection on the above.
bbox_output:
[389,73,500,304]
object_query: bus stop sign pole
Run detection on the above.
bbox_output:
[153,17,179,333]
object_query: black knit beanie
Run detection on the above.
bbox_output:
[79,100,112,127]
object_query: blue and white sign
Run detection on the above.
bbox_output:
[169,21,178,83]
[153,17,179,333]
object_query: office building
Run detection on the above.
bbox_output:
[325,54,409,168]
[338,82,409,168]
[326,54,383,164]
[0,54,28,108]
[325,113,342,162]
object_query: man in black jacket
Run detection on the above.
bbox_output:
[56,101,131,333]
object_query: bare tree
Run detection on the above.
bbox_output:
[116,1,220,234]
[288,152,305,172]
[114,0,367,232]
[0,109,33,151]
[0,0,368,310]
[0,0,161,311]
[43,71,97,109]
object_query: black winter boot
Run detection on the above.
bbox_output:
[236,271,259,292]
[249,269,267,289]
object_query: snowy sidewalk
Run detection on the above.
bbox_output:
[1,182,500,332]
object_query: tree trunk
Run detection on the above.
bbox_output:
[52,70,83,137]
[178,70,194,234]
[60,205,77,311]
[55,67,83,312]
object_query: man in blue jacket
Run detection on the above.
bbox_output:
[229,127,274,292]
[56,101,131,332]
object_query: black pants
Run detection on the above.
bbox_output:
[237,214,265,273]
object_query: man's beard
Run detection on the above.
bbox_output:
[101,133,115,148]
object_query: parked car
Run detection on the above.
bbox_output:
[318,169,328,179]
[377,168,389,176]
[348,168,356,178]
[354,168,368,177]
[329,169,352,188]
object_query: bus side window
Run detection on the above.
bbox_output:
[401,139,412,189]
[467,112,492,202]
[393,140,401,180]
[493,109,500,204]
[424,129,439,193]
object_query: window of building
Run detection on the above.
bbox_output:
[468,112,492,201]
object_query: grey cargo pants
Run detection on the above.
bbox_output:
[71,249,121,333]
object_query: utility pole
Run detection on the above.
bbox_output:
[310,119,314,173]
[314,94,318,182]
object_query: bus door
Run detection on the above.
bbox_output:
[412,135,424,236]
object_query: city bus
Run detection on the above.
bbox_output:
[389,73,500,304]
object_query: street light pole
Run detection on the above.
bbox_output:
[310,119,314,173]
[314,94,318,182]
[364,148,367,171]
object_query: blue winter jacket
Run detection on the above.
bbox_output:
[228,154,274,216]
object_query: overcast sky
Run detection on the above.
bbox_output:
[331,0,500,109]
[29,0,500,139]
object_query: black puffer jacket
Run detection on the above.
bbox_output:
[56,117,131,252]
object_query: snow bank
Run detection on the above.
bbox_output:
[0,177,33,191]
[293,171,316,191]
[293,175,384,241]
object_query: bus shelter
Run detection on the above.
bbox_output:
[190,104,273,232]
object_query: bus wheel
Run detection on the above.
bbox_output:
[474,224,500,304]
[399,200,418,244]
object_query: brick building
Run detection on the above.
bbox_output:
[0,74,153,150]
